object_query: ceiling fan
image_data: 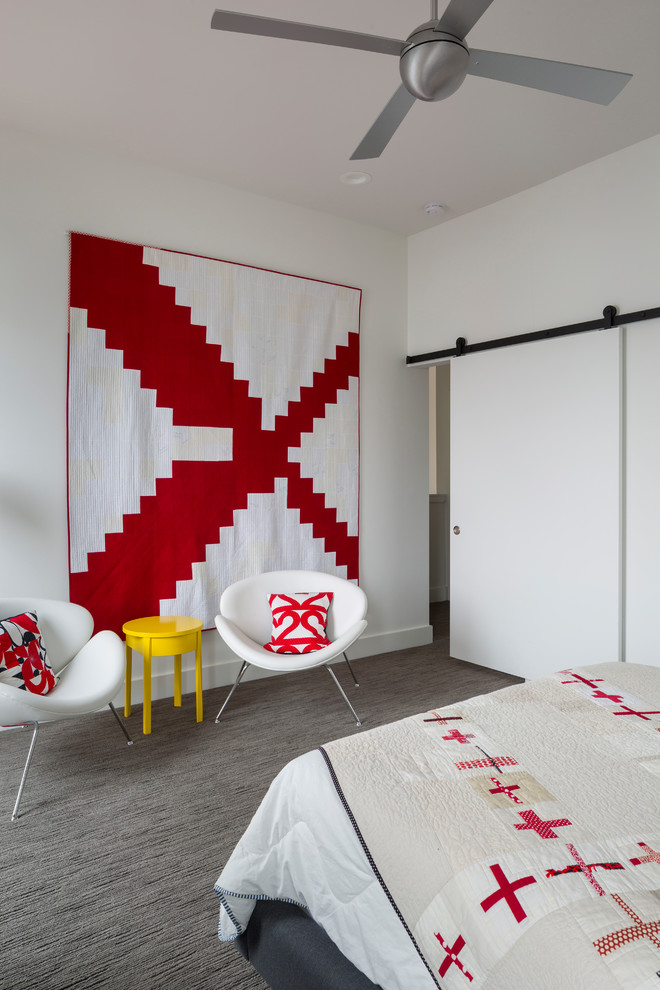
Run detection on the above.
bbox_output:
[210,0,632,160]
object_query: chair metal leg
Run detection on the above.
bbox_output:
[325,664,362,726]
[343,652,359,687]
[215,661,249,723]
[109,702,133,745]
[11,722,39,822]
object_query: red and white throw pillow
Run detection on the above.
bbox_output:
[264,592,333,654]
[0,611,59,695]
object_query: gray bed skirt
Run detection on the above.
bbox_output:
[235,899,384,990]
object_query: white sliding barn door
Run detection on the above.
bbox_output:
[625,320,660,667]
[450,329,621,679]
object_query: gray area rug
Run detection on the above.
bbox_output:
[1,603,521,989]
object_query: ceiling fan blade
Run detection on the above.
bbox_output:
[210,10,404,56]
[435,0,496,39]
[350,85,417,160]
[468,49,632,105]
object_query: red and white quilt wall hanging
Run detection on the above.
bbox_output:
[67,233,361,636]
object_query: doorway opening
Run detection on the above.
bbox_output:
[429,363,450,614]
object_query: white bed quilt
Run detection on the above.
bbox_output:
[215,663,660,989]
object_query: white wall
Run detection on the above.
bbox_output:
[408,133,660,672]
[409,133,660,354]
[0,126,431,705]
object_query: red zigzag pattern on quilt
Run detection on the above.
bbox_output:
[68,234,359,635]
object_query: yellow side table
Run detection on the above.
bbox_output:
[123,616,203,735]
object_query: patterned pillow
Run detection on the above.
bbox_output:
[263,592,333,654]
[0,611,59,695]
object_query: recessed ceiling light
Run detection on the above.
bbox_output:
[340,171,372,185]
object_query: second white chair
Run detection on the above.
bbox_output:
[214,570,368,726]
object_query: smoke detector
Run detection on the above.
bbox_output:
[424,202,446,216]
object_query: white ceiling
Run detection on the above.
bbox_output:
[2,0,659,234]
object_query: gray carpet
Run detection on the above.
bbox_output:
[0,603,521,989]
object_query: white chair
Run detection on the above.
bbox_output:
[0,597,131,821]
[214,571,368,726]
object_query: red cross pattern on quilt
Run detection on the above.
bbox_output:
[545,843,624,896]
[559,670,660,742]
[630,842,660,867]
[479,863,537,923]
[513,809,572,839]
[455,756,518,772]
[423,713,464,724]
[560,671,606,689]
[590,689,625,703]
[594,894,660,957]
[612,705,660,720]
[434,931,474,982]
[67,234,361,634]
[488,778,523,804]
[442,728,476,744]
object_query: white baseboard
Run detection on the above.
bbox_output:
[112,622,434,709]
[349,624,433,659]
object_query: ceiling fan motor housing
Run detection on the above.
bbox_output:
[400,22,470,102]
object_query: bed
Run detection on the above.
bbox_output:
[215,662,660,989]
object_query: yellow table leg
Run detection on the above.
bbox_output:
[174,654,182,707]
[143,639,152,735]
[195,631,203,723]
[124,644,132,717]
